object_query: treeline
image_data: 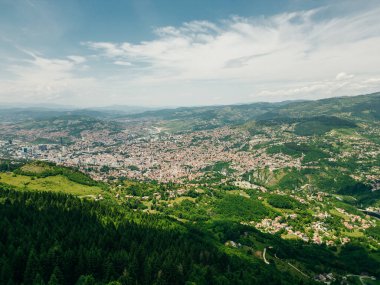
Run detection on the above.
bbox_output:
[294,116,357,136]
[266,142,330,162]
[267,194,305,210]
[0,160,24,172]
[338,181,380,206]
[258,115,356,127]
[256,115,357,136]
[214,195,275,222]
[0,188,304,285]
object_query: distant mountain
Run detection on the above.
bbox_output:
[88,105,163,114]
[2,92,379,129]
[123,92,380,131]
[261,92,380,121]
[0,106,159,122]
[0,108,109,122]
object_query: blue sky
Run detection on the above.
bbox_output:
[1,0,380,107]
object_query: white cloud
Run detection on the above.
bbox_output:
[1,3,380,106]
[0,51,95,104]
[254,75,380,102]
[85,41,126,57]
[67,55,86,64]
[84,5,380,93]
[336,72,354,80]
[113,60,132,66]
[363,77,380,84]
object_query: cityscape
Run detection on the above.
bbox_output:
[1,1,380,284]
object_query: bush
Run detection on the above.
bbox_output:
[214,194,272,221]
[267,195,303,209]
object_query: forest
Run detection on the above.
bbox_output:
[0,187,312,285]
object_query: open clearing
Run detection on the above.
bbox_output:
[0,172,102,196]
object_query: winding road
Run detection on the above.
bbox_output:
[263,247,270,264]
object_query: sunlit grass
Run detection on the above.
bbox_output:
[0,172,102,196]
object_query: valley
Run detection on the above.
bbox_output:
[1,93,380,284]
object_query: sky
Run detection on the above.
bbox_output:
[1,0,380,107]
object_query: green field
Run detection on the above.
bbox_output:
[19,163,54,174]
[0,172,102,196]
[330,208,350,221]
[281,233,301,240]
[343,230,365,238]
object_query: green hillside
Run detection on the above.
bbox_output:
[0,189,313,285]
[124,92,380,132]
[0,161,105,196]
[1,92,380,284]
[2,187,380,285]
[1,161,379,284]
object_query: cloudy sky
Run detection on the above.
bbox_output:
[1,0,380,107]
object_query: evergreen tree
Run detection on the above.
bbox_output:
[0,259,12,284]
[24,249,40,284]
[49,266,63,285]
[33,273,46,285]
[75,274,96,285]
[47,273,59,285]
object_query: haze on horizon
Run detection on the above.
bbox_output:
[1,0,380,108]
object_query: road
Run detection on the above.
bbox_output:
[346,274,376,285]
[287,262,309,278]
[263,247,270,264]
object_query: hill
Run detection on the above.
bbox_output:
[1,92,380,284]
[124,92,380,132]
[2,187,380,285]
[0,189,313,285]
[1,161,379,284]
[0,161,105,196]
